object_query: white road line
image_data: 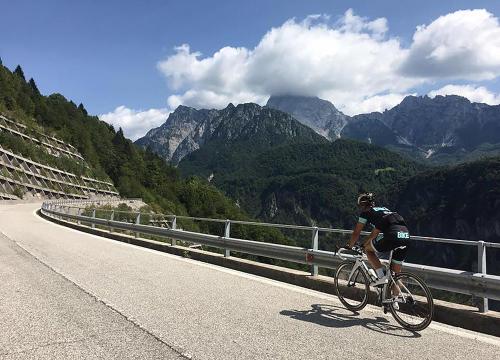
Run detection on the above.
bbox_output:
[36,209,500,345]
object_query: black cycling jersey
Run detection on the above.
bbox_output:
[358,206,408,234]
[359,206,410,263]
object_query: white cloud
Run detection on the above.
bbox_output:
[339,93,416,115]
[339,9,388,40]
[157,8,500,114]
[105,8,500,137]
[400,9,500,80]
[428,85,500,105]
[99,106,170,141]
[157,9,417,112]
[167,89,268,110]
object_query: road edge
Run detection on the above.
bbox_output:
[38,209,500,337]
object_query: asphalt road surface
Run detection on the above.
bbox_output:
[1,202,499,360]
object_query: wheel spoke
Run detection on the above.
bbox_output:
[335,261,369,311]
[386,273,434,331]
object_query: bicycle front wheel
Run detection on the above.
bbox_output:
[385,272,434,331]
[334,261,369,311]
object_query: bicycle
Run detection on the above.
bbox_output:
[333,246,434,331]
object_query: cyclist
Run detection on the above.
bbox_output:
[345,192,410,286]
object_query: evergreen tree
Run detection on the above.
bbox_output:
[0,57,3,66]
[29,78,40,96]
[14,65,25,80]
[78,103,88,116]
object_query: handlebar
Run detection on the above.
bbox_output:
[335,245,364,260]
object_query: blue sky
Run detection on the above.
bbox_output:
[2,1,500,139]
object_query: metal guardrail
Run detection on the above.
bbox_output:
[41,199,500,313]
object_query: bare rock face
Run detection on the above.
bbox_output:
[135,106,212,162]
[135,102,324,165]
[266,95,349,139]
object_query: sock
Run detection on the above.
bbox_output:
[375,267,386,278]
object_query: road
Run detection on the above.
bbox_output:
[0,202,499,360]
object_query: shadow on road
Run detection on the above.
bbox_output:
[280,304,421,338]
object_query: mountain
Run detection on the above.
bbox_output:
[341,95,500,163]
[392,156,500,276]
[266,94,500,164]
[135,106,219,164]
[266,95,349,139]
[134,89,499,286]
[340,112,398,146]
[139,94,500,166]
[136,102,326,165]
[179,138,423,235]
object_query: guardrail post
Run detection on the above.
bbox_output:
[77,208,81,225]
[477,241,488,313]
[171,216,177,246]
[109,210,114,233]
[311,227,319,276]
[91,208,96,229]
[135,212,141,238]
[224,220,231,257]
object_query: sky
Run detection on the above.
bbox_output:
[2,0,500,140]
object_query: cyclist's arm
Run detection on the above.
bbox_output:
[363,228,381,246]
[348,222,364,247]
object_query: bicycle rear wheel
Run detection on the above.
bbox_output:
[334,261,369,311]
[385,272,434,331]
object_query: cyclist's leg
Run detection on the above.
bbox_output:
[390,260,403,297]
[390,238,409,297]
[364,240,383,270]
[390,262,402,273]
[390,237,409,274]
[365,237,391,279]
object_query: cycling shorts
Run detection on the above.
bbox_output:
[372,226,410,264]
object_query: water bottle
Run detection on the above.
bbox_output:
[368,268,378,281]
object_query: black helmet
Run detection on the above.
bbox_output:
[357,192,374,206]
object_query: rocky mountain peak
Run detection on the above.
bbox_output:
[397,94,471,110]
[137,93,500,167]
[136,101,324,165]
[341,94,500,161]
[266,94,348,139]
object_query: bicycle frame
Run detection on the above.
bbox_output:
[337,248,409,305]
[337,248,376,286]
[348,259,371,287]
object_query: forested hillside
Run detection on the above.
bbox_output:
[180,138,424,229]
[393,156,500,274]
[0,62,293,249]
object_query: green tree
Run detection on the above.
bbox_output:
[14,65,25,80]
[78,103,88,116]
[28,78,40,96]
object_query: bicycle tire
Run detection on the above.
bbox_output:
[385,272,434,331]
[334,261,369,311]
